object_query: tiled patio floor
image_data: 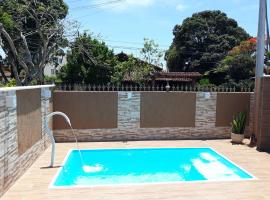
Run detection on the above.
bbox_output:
[2,139,270,200]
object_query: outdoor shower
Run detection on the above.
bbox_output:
[45,112,71,167]
[45,111,92,172]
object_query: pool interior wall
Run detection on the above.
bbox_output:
[51,147,255,188]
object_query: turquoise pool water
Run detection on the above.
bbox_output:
[51,148,254,187]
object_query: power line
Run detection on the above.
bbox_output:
[99,39,170,48]
[68,0,125,10]
[68,42,228,57]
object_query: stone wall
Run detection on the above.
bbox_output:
[0,86,53,197]
[53,91,254,142]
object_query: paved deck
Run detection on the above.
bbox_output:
[2,140,270,200]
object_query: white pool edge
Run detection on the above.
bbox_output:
[208,147,257,180]
[49,147,257,189]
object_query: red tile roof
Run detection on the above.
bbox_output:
[123,72,202,82]
[153,72,202,79]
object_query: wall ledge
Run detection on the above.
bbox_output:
[0,85,54,92]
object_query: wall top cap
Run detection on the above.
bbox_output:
[0,84,55,92]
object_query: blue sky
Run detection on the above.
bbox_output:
[66,0,262,58]
[0,0,263,61]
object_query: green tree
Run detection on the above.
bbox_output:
[59,33,117,84]
[165,10,249,74]
[141,38,163,68]
[209,39,256,86]
[112,55,153,84]
[228,54,255,82]
[0,0,68,85]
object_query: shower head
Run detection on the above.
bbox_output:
[47,111,71,126]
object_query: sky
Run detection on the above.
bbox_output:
[65,0,262,59]
[0,0,264,62]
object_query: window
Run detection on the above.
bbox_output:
[51,69,55,75]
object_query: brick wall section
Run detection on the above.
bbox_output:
[54,91,232,142]
[41,88,53,147]
[0,91,18,196]
[246,93,255,137]
[0,87,52,197]
[195,92,216,127]
[117,92,140,129]
[0,93,4,193]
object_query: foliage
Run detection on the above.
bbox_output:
[209,40,255,85]
[44,75,62,84]
[228,54,255,82]
[0,78,16,87]
[231,112,247,135]
[198,78,210,86]
[264,51,270,74]
[112,39,162,84]
[228,39,256,56]
[59,33,117,84]
[0,0,69,85]
[165,10,250,74]
[111,56,153,84]
[140,38,163,68]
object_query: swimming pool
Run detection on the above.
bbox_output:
[50,148,255,188]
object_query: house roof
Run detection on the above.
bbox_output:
[151,72,202,82]
[152,72,202,79]
[123,71,202,82]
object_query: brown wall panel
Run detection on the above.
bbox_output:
[256,77,270,151]
[141,92,196,128]
[53,91,118,129]
[216,93,251,127]
[17,89,42,155]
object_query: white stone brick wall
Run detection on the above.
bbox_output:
[118,92,140,129]
[0,86,53,197]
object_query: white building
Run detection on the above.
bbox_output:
[44,56,67,77]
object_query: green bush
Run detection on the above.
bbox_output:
[232,112,247,135]
[198,78,210,85]
[44,76,62,84]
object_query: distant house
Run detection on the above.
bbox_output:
[0,70,11,82]
[44,56,67,77]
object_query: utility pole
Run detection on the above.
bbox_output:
[256,0,267,77]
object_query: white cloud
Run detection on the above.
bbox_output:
[176,3,187,11]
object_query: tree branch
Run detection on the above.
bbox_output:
[0,23,21,85]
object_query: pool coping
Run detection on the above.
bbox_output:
[49,147,257,189]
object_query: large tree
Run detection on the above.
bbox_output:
[59,33,117,84]
[0,0,68,85]
[165,10,250,74]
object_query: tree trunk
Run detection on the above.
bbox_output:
[8,56,21,86]
[0,63,8,83]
